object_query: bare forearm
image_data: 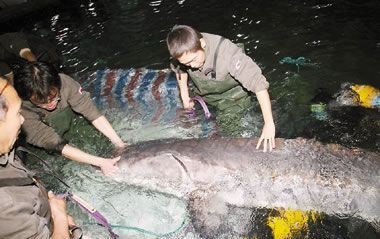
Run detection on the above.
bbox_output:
[255,89,276,151]
[49,191,70,239]
[176,73,192,108]
[62,144,104,167]
[92,116,124,147]
[51,214,70,239]
[62,144,120,175]
[256,90,274,124]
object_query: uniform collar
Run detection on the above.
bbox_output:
[200,33,212,72]
[0,149,14,165]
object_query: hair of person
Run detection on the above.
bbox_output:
[166,25,203,58]
[0,82,9,121]
[13,62,61,102]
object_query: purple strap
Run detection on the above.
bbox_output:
[59,193,119,239]
[191,96,212,119]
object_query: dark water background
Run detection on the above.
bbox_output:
[3,0,379,151]
[1,1,380,238]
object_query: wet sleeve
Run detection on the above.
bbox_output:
[62,74,102,122]
[0,32,30,56]
[220,39,269,93]
[21,109,67,153]
[0,187,51,239]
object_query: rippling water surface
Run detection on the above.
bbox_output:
[7,0,379,150]
[5,0,379,238]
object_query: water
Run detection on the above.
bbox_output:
[5,0,379,150]
[3,0,379,238]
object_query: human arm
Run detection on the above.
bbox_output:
[220,39,275,151]
[21,107,68,152]
[21,105,120,175]
[62,144,121,175]
[175,72,195,109]
[255,90,276,152]
[48,192,70,239]
[222,39,269,94]
[92,115,125,148]
[62,74,126,148]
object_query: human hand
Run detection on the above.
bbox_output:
[67,215,76,227]
[183,98,195,109]
[48,191,68,221]
[114,141,127,149]
[100,156,121,175]
[256,122,276,152]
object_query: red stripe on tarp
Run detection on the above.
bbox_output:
[126,69,142,104]
[103,70,116,108]
[151,70,166,101]
[151,70,167,123]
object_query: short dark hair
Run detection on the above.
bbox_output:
[14,62,61,102]
[166,25,203,58]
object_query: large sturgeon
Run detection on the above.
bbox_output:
[114,137,380,235]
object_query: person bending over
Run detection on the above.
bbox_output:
[167,25,275,151]
[14,62,125,175]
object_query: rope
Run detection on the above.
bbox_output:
[86,215,190,238]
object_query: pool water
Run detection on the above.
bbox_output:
[6,0,379,150]
[4,0,379,238]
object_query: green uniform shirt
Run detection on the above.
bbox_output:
[21,73,102,152]
[172,32,269,93]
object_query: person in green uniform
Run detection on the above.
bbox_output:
[14,62,126,175]
[0,78,72,239]
[166,25,276,152]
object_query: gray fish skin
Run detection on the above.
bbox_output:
[114,137,380,227]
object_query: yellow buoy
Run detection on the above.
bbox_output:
[267,209,320,239]
[351,84,380,108]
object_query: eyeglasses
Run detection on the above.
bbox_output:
[31,91,61,107]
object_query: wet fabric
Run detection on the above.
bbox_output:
[188,69,252,135]
[187,35,256,134]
